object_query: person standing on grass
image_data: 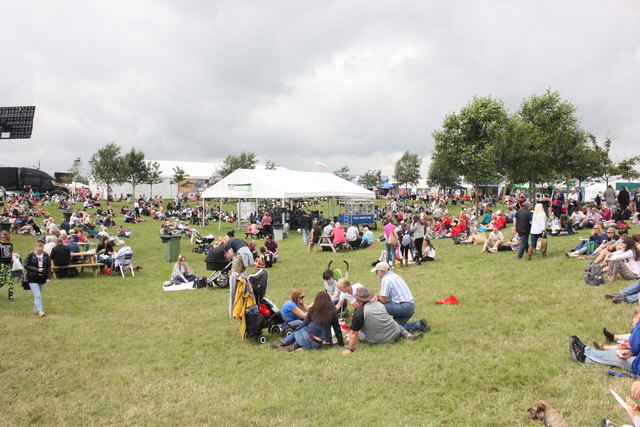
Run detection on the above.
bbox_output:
[299,211,312,246]
[370,262,429,333]
[341,286,423,355]
[23,241,51,318]
[383,219,398,267]
[551,187,565,219]
[529,203,547,259]
[514,201,532,260]
[0,231,17,301]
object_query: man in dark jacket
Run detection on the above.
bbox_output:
[24,241,51,317]
[299,211,312,246]
[514,201,532,260]
[50,238,73,278]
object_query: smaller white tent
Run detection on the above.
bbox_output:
[201,169,375,200]
[584,183,606,202]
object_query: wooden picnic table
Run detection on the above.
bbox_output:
[51,251,103,279]
[317,236,337,253]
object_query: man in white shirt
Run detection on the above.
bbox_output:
[370,262,429,332]
[345,225,361,249]
[322,220,335,236]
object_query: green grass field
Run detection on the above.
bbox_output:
[1,201,638,426]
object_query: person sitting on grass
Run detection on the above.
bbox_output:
[591,327,630,351]
[488,228,520,253]
[264,235,279,261]
[569,309,640,374]
[605,236,640,282]
[587,227,623,264]
[564,223,607,258]
[171,254,196,283]
[570,208,585,230]
[334,278,363,315]
[323,269,340,305]
[281,288,309,330]
[341,286,424,355]
[272,291,344,352]
[370,261,429,333]
[420,239,436,261]
[481,228,504,253]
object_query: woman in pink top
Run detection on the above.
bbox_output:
[330,222,346,245]
[383,220,398,267]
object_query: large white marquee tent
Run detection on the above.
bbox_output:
[201,169,375,200]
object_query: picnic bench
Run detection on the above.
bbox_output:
[51,251,103,279]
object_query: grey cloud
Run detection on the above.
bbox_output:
[1,0,638,178]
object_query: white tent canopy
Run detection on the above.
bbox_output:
[201,169,375,200]
[584,182,607,202]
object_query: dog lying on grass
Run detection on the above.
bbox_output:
[528,400,570,427]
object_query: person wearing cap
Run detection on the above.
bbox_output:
[341,286,423,355]
[370,261,429,333]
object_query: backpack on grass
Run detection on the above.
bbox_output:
[584,263,606,286]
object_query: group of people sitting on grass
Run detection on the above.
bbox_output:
[272,261,430,353]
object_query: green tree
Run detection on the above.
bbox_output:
[121,148,147,200]
[426,155,459,190]
[333,166,350,180]
[393,151,422,192]
[68,157,88,184]
[590,136,640,186]
[432,96,507,208]
[359,169,382,188]
[89,142,124,201]
[265,160,277,170]
[171,166,187,198]
[615,156,640,181]
[144,161,164,198]
[516,89,588,193]
[216,152,258,178]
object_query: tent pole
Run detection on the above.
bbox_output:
[218,198,222,232]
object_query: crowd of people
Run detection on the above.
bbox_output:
[272,261,430,352]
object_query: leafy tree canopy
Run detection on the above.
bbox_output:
[216,152,258,178]
[393,151,422,188]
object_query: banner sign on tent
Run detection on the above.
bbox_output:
[228,183,252,197]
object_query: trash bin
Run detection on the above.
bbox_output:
[160,234,182,262]
[272,227,284,242]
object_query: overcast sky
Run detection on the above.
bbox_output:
[2,1,639,179]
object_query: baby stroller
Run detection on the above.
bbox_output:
[244,269,294,344]
[205,245,231,288]
[191,229,215,254]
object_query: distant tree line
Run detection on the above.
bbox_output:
[427,89,640,197]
